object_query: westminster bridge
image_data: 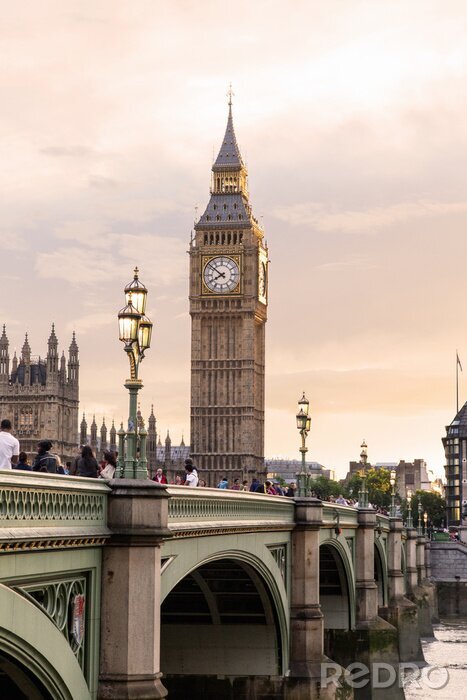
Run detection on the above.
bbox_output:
[0,472,436,700]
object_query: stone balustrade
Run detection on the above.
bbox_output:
[0,471,110,553]
[166,485,295,536]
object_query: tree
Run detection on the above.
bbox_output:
[400,490,446,528]
[308,475,342,501]
[344,468,392,509]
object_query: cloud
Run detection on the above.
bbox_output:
[64,312,114,335]
[40,146,99,158]
[272,199,467,233]
[0,230,27,252]
[315,255,375,272]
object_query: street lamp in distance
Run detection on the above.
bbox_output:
[389,468,397,518]
[417,500,423,536]
[358,440,369,508]
[406,489,413,529]
[295,392,311,497]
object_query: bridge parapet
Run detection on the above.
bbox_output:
[167,486,295,537]
[322,502,358,527]
[0,471,110,553]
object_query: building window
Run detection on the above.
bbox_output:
[19,407,33,430]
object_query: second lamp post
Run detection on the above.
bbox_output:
[296,392,311,497]
[117,267,153,479]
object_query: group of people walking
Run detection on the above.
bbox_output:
[0,418,117,479]
[1,420,294,493]
[155,459,296,496]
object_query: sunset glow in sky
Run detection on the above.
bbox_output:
[2,0,467,477]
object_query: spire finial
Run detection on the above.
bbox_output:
[227,82,234,107]
[134,266,139,279]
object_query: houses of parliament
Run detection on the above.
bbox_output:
[0,100,268,481]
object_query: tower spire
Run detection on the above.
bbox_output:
[0,325,9,378]
[212,98,244,171]
[227,82,234,107]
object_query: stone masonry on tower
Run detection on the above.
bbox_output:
[0,325,79,463]
[189,99,268,485]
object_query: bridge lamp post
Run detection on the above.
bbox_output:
[417,500,423,536]
[423,511,428,536]
[406,489,413,529]
[295,392,311,497]
[358,440,369,508]
[117,267,153,479]
[389,468,397,518]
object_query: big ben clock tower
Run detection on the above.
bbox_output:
[189,96,268,485]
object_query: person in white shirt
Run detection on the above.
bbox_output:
[184,464,199,487]
[0,419,20,469]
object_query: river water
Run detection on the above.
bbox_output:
[404,616,467,699]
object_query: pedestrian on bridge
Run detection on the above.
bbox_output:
[184,463,199,487]
[32,441,60,473]
[13,452,31,471]
[0,419,19,470]
[75,445,98,478]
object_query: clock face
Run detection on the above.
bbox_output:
[258,261,267,297]
[203,256,240,293]
[258,249,268,304]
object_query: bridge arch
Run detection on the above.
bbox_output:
[319,540,355,631]
[374,539,389,606]
[160,548,289,678]
[401,542,408,594]
[0,584,90,700]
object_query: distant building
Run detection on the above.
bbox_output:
[0,325,79,463]
[442,401,467,525]
[347,455,438,497]
[80,404,189,481]
[266,459,335,482]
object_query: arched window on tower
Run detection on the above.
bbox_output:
[19,406,33,432]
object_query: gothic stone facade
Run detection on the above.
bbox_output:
[0,325,79,463]
[189,102,268,486]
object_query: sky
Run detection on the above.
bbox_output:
[1,0,467,478]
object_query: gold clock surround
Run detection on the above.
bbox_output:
[202,254,242,295]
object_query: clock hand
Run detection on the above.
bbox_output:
[213,271,226,280]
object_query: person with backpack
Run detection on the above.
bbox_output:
[32,440,59,473]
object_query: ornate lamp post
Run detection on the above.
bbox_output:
[417,500,423,536]
[295,392,311,497]
[117,267,153,479]
[389,468,397,518]
[423,511,428,536]
[358,440,369,508]
[406,489,413,529]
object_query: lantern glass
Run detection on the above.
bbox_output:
[407,489,413,503]
[423,511,428,523]
[296,409,307,430]
[306,416,311,432]
[124,268,148,315]
[298,392,310,416]
[390,469,396,486]
[138,316,153,351]
[118,302,140,343]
